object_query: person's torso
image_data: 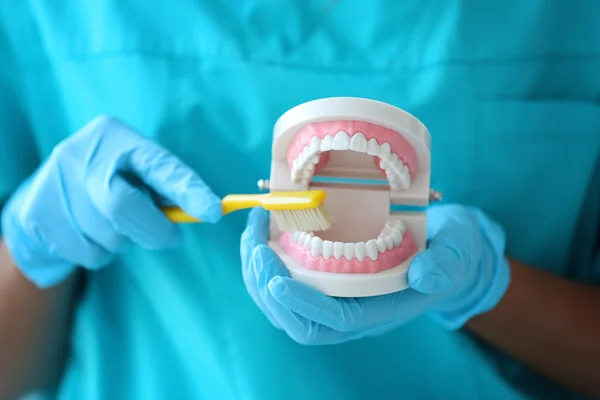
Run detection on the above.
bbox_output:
[2,1,600,399]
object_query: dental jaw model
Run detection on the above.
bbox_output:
[266,97,432,298]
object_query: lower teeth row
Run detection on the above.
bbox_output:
[291,220,405,261]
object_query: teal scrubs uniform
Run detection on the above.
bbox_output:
[1,2,599,399]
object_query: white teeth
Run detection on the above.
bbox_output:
[333,242,344,260]
[376,238,387,253]
[301,146,310,159]
[349,132,367,152]
[366,240,379,261]
[310,236,323,258]
[392,230,402,246]
[297,232,307,246]
[310,136,321,154]
[354,242,366,262]
[290,130,411,190]
[320,135,333,151]
[385,236,394,250]
[303,233,313,249]
[367,138,379,155]
[379,142,391,160]
[322,240,333,260]
[293,220,406,263]
[343,243,355,260]
[332,131,350,150]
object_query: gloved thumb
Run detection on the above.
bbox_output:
[408,244,468,295]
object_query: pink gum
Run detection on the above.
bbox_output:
[279,231,418,274]
[286,120,418,177]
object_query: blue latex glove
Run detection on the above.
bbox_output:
[1,116,222,288]
[240,205,510,345]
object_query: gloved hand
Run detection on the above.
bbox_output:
[240,205,510,345]
[1,116,222,288]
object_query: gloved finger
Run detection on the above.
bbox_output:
[78,208,133,255]
[78,117,222,224]
[241,272,282,329]
[424,204,476,238]
[92,118,222,224]
[407,233,471,294]
[240,211,281,329]
[263,295,349,345]
[267,276,357,332]
[261,284,358,345]
[240,208,270,266]
[246,232,366,345]
[360,320,400,338]
[91,174,183,249]
[252,246,386,345]
[79,117,222,228]
[250,244,307,337]
[240,209,286,328]
[74,182,133,254]
[19,166,130,259]
[2,193,113,274]
[268,276,439,333]
[127,141,222,223]
[251,245,350,344]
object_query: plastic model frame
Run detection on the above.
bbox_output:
[265,97,432,298]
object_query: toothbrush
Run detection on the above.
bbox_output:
[161,190,333,232]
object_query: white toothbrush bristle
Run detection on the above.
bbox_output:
[272,204,333,232]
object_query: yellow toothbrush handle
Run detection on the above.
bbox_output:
[161,206,202,223]
[221,194,264,214]
[160,194,266,223]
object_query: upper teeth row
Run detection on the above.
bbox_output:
[291,131,411,190]
[291,220,405,261]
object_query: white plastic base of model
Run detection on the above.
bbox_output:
[269,241,419,298]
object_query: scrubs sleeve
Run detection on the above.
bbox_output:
[0,65,40,225]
